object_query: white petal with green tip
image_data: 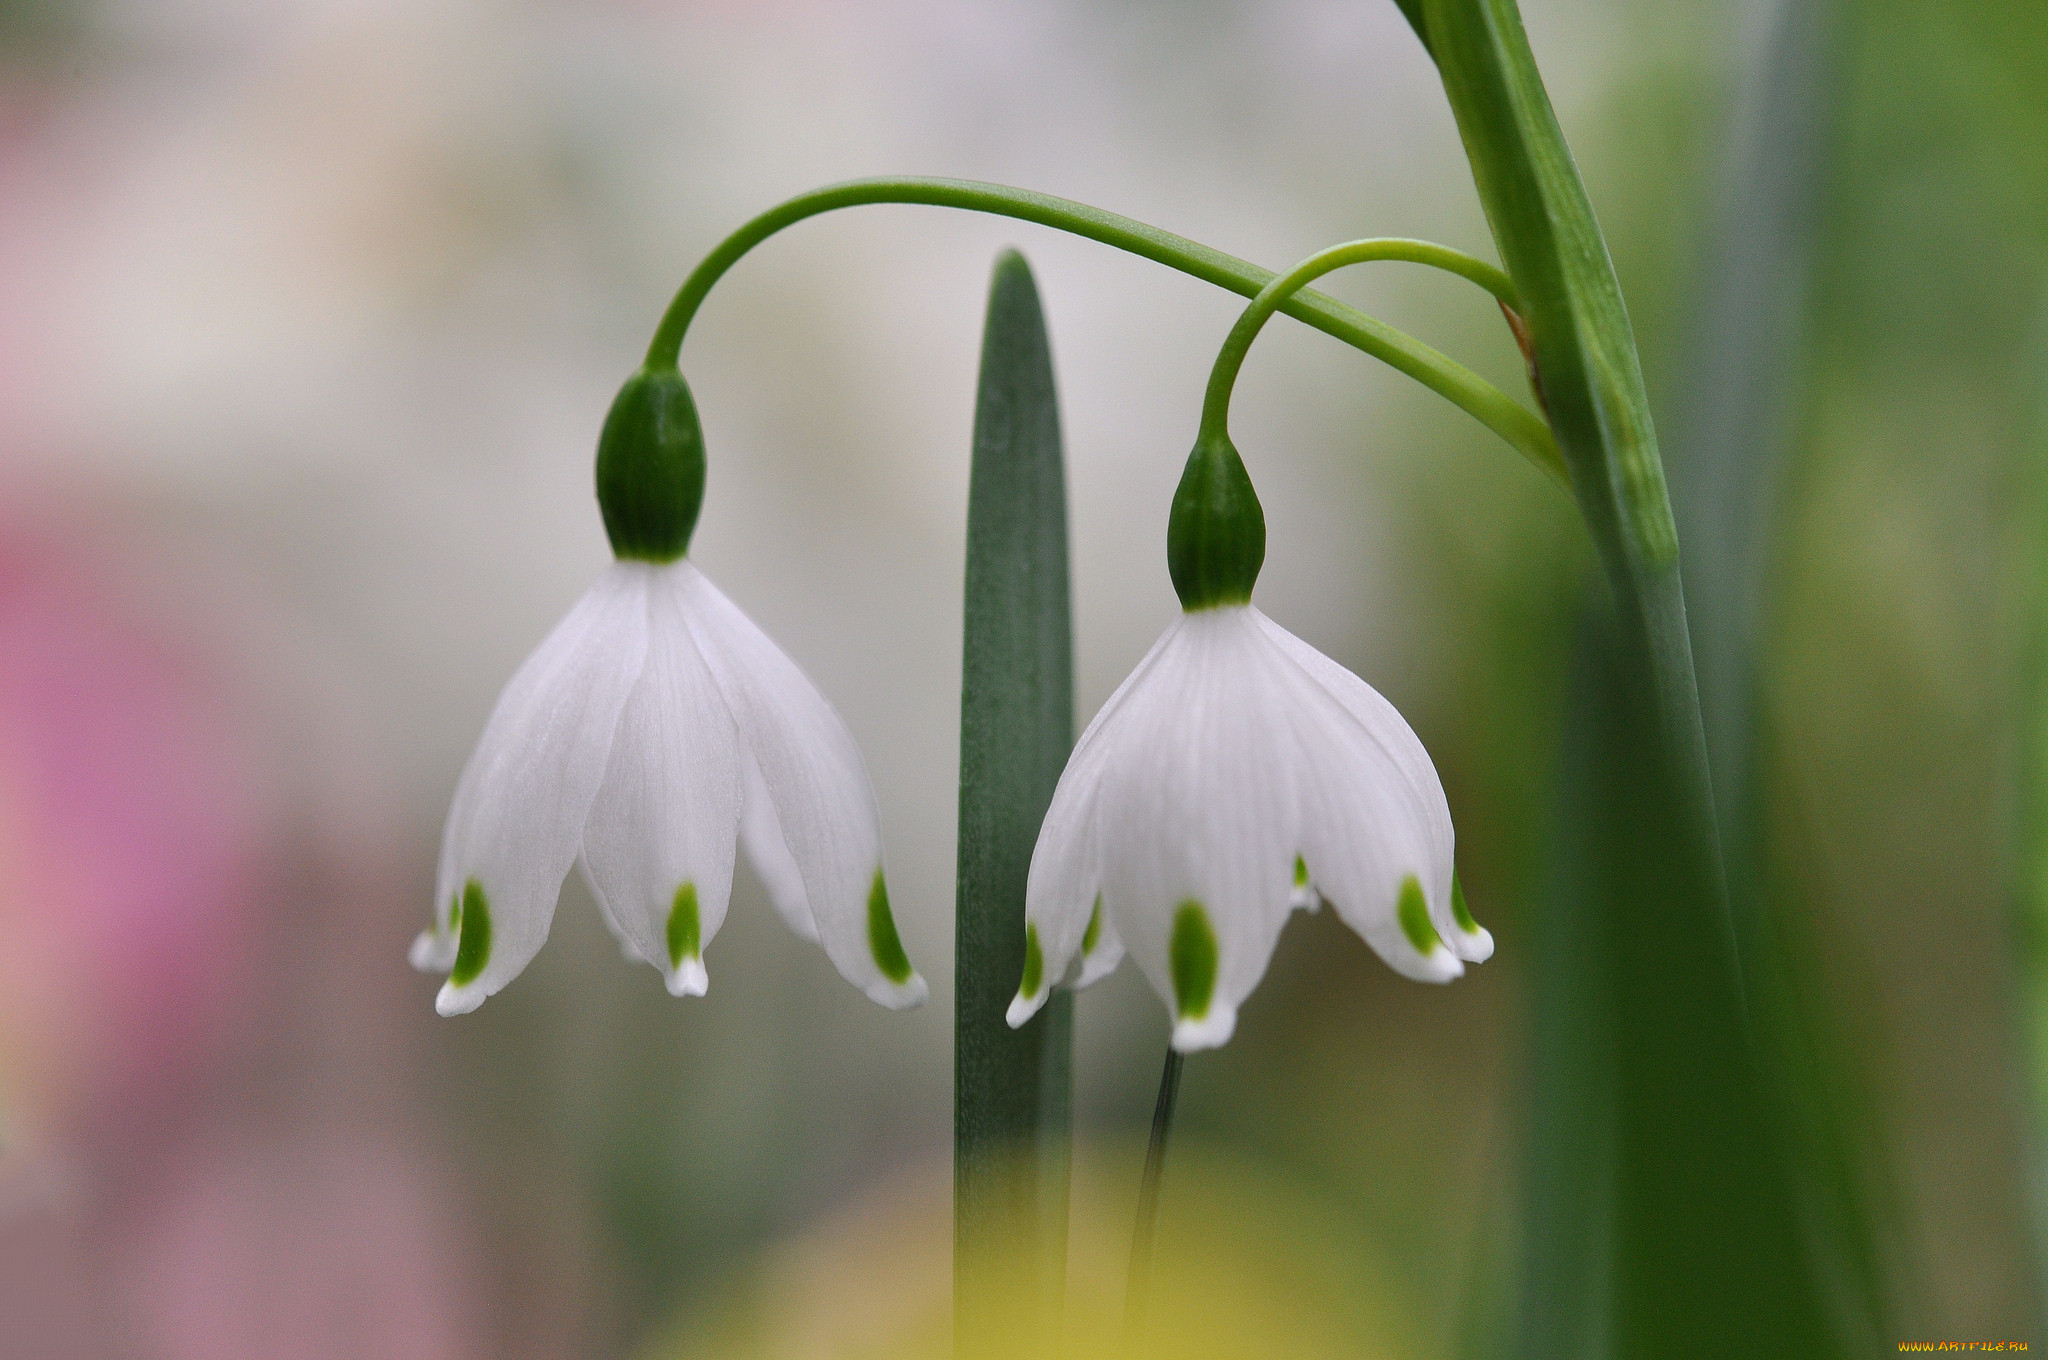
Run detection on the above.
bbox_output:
[428,563,650,1016]
[1095,610,1297,1052]
[1073,899,1124,989]
[1014,604,1481,1050]
[416,557,923,1017]
[580,563,742,997]
[1007,625,1177,1026]
[677,566,926,1010]
[1252,609,1483,963]
[1274,635,1460,983]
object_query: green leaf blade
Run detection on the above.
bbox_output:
[954,249,1076,1356]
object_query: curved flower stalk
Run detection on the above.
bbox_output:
[411,370,925,1016]
[1007,430,1491,1052]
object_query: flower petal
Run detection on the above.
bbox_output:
[579,859,649,963]
[580,563,743,998]
[677,565,926,1009]
[1007,625,1181,1027]
[738,745,820,944]
[1096,610,1298,1052]
[1072,897,1125,988]
[431,563,650,1015]
[407,926,456,973]
[1245,606,1490,966]
[1254,611,1464,981]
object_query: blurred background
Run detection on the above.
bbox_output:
[0,0,2041,1355]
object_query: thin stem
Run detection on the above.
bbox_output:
[1124,1045,1185,1345]
[1200,239,1565,486]
[641,176,1561,484]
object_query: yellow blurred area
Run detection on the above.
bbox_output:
[644,1140,1409,1360]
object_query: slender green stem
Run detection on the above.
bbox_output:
[642,176,1561,483]
[1124,1046,1185,1344]
[1199,238,1565,486]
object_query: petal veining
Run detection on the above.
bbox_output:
[580,561,743,997]
[738,746,819,943]
[1095,608,1298,1051]
[1256,612,1464,980]
[677,566,926,1009]
[1073,894,1126,989]
[1009,622,1183,1027]
[432,563,651,1015]
[580,858,649,963]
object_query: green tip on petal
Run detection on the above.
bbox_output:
[1166,432,1266,610]
[667,881,702,969]
[450,879,493,987]
[1170,900,1219,1020]
[1081,894,1104,956]
[1293,854,1309,888]
[1451,874,1480,934]
[1397,875,1442,956]
[447,890,461,934]
[867,869,914,985]
[596,367,707,563]
[1019,923,1045,999]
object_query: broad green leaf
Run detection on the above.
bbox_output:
[954,249,1076,1355]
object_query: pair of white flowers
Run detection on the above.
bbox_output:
[413,376,1490,1049]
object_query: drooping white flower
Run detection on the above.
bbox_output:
[411,367,925,1015]
[1005,431,1488,1051]
[411,558,926,1016]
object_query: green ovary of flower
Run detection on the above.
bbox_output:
[595,367,707,563]
[1166,434,1266,611]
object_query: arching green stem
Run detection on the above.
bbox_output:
[643,177,1560,481]
[1198,238,1564,486]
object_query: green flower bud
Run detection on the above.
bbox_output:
[595,367,707,563]
[1166,432,1266,610]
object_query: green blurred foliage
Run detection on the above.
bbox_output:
[1769,0,2048,1336]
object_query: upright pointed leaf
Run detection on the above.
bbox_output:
[954,249,1075,1356]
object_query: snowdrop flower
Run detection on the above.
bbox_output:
[411,368,926,1016]
[1006,433,1489,1051]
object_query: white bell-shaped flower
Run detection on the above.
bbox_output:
[1005,432,1487,1051]
[412,367,925,1015]
[411,560,926,1015]
[1004,604,1490,1050]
